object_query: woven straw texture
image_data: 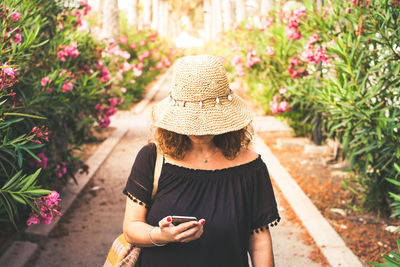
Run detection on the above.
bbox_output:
[103,234,140,267]
[153,55,253,135]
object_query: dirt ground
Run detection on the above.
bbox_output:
[259,131,399,265]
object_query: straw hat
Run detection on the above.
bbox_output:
[152,55,253,136]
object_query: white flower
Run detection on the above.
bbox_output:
[322,68,328,73]
[369,44,374,51]
[370,61,375,67]
[394,128,398,133]
[334,97,340,102]
[376,33,381,38]
[371,97,377,104]
[385,109,390,118]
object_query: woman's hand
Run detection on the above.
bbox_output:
[154,216,205,244]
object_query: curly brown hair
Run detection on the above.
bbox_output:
[154,125,253,160]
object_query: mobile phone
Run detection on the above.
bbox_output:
[171,216,198,226]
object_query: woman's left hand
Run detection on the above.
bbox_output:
[157,216,206,243]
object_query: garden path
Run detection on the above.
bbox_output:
[30,70,323,267]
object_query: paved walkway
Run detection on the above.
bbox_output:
[31,71,322,267]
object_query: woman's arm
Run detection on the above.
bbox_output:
[248,229,275,267]
[122,197,205,247]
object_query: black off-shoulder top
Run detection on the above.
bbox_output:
[123,143,280,267]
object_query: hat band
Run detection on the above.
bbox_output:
[168,90,234,108]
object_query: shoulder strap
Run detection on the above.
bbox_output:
[151,143,163,201]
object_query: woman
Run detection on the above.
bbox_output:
[122,55,280,267]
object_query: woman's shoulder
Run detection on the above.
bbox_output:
[234,148,259,166]
[134,143,157,163]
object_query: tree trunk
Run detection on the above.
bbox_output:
[222,0,232,32]
[211,0,222,39]
[102,0,120,40]
[260,0,274,14]
[204,0,212,41]
[235,0,246,23]
[158,0,168,36]
[142,0,151,27]
[151,0,159,30]
[98,0,104,27]
[127,0,138,26]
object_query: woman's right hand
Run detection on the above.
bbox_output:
[155,216,205,244]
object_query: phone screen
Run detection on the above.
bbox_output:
[171,216,198,226]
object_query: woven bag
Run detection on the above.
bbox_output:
[103,144,163,267]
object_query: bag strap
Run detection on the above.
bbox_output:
[151,143,163,201]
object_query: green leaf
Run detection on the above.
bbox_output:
[24,189,51,196]
[11,194,26,205]
[20,168,41,191]
[2,170,22,190]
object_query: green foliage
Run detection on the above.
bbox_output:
[216,0,400,215]
[371,239,400,267]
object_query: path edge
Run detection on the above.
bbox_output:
[254,135,365,267]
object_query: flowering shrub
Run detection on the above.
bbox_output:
[105,19,179,108]
[217,0,400,215]
[0,0,116,227]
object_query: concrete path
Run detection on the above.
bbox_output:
[30,71,323,267]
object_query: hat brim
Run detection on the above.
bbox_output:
[152,94,253,136]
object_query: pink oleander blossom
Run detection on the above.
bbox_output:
[108,97,118,107]
[104,107,117,116]
[266,45,274,57]
[98,115,110,128]
[245,47,261,68]
[155,62,164,70]
[61,81,73,92]
[11,12,21,22]
[119,35,129,45]
[133,67,142,77]
[41,77,51,87]
[139,40,146,46]
[288,56,308,79]
[245,24,253,31]
[35,152,48,169]
[12,33,22,44]
[121,87,127,93]
[26,191,62,226]
[2,63,16,78]
[279,87,287,95]
[129,43,137,50]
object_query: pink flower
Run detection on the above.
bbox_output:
[35,153,48,169]
[61,81,73,92]
[26,214,41,226]
[139,40,147,46]
[270,101,279,114]
[44,191,61,207]
[108,97,118,107]
[266,45,274,57]
[57,51,66,62]
[305,34,320,49]
[64,42,79,58]
[104,107,117,116]
[138,54,145,62]
[155,62,164,70]
[279,87,287,95]
[119,35,129,45]
[245,48,261,68]
[2,63,16,77]
[143,50,150,58]
[133,67,142,77]
[278,101,291,113]
[41,77,51,87]
[11,12,22,22]
[245,24,253,31]
[129,43,137,50]
[121,87,127,93]
[261,16,273,28]
[98,115,110,128]
[13,33,22,44]
[94,103,102,114]
[285,26,302,40]
[149,66,154,71]
[122,62,131,72]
